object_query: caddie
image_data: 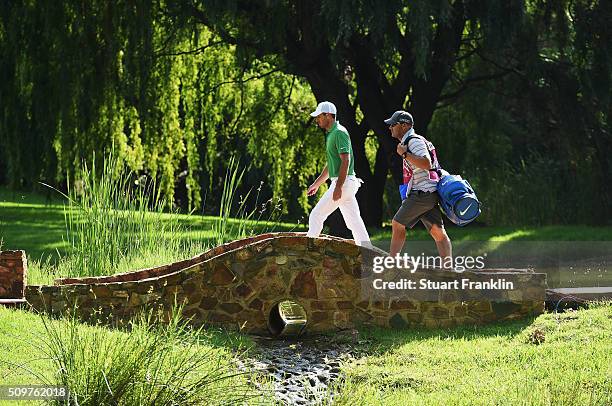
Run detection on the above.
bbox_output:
[385,110,452,263]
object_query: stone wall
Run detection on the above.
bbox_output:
[0,250,27,299]
[22,233,546,334]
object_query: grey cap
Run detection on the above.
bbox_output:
[384,110,413,126]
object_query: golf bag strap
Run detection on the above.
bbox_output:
[403,134,442,177]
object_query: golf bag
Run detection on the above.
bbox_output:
[401,134,481,226]
[436,174,481,226]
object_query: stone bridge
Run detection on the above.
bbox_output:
[1,233,546,335]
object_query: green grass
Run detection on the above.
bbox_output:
[0,184,302,285]
[2,186,611,404]
[2,304,610,405]
[372,224,612,242]
[333,303,612,405]
[0,306,265,406]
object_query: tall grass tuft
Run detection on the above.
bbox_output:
[36,153,285,282]
[44,154,188,278]
[37,305,260,405]
[212,156,250,247]
[212,157,284,247]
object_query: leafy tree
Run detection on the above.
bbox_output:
[175,0,611,227]
[0,1,323,216]
[1,0,609,228]
[429,0,611,224]
[173,0,533,226]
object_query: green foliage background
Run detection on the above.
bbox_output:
[0,1,325,217]
[0,1,610,226]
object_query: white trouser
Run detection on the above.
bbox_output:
[307,176,371,246]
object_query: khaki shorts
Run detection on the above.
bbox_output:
[393,191,444,231]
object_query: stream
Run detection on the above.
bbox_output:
[236,334,361,405]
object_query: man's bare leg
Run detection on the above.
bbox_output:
[430,224,452,268]
[390,220,407,256]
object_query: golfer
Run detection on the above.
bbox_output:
[385,110,452,263]
[306,101,371,246]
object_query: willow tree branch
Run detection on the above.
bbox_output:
[185,4,257,49]
[155,40,225,58]
[439,71,513,102]
[210,68,282,92]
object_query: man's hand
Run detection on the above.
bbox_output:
[397,143,408,157]
[332,185,342,201]
[307,183,319,196]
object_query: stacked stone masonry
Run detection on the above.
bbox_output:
[0,250,27,299]
[14,233,547,334]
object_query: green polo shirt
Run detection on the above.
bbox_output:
[325,121,355,178]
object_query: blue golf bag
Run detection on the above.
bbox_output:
[436,174,481,226]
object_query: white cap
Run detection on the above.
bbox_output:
[310,101,337,117]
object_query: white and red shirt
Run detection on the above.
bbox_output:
[401,129,439,193]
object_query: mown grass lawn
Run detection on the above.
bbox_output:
[0,187,302,261]
[1,304,610,405]
[334,303,612,405]
[0,187,305,284]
